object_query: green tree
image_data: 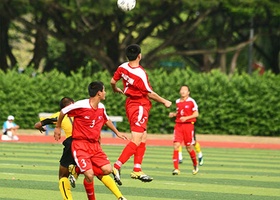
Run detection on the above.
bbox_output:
[1,0,279,74]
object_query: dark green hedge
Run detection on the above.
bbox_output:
[1,68,279,136]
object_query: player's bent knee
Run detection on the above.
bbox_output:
[173,142,181,150]
[84,170,94,182]
[101,164,112,175]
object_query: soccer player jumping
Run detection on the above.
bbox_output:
[110,44,172,185]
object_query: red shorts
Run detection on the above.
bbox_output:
[173,123,195,146]
[125,97,151,132]
[72,140,110,173]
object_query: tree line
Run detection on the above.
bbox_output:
[0,0,279,75]
[1,68,279,136]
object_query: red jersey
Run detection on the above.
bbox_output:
[113,62,153,100]
[61,99,108,142]
[175,97,198,123]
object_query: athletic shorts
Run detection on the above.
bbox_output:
[72,140,110,173]
[60,136,75,168]
[125,97,151,132]
[173,123,195,146]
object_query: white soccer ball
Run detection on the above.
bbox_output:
[117,0,136,12]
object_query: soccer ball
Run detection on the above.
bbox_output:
[117,0,136,12]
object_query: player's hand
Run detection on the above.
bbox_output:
[169,112,176,118]
[39,127,46,133]
[116,132,128,140]
[113,87,124,94]
[164,100,172,108]
[179,117,187,122]
[54,127,61,141]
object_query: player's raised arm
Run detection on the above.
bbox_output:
[147,91,172,108]
[105,120,127,140]
[110,78,124,94]
[34,118,57,133]
[54,111,66,141]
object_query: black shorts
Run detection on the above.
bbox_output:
[59,136,76,168]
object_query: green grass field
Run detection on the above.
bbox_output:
[0,143,280,200]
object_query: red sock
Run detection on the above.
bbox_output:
[173,150,179,169]
[133,142,146,172]
[83,178,95,200]
[114,141,137,169]
[189,150,198,166]
[75,166,81,174]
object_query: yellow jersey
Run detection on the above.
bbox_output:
[42,112,73,138]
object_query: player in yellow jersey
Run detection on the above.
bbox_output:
[34,97,127,200]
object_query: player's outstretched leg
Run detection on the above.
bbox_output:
[113,141,139,185]
[98,175,126,199]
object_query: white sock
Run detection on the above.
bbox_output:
[198,152,203,158]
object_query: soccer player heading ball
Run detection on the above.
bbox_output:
[111,44,172,185]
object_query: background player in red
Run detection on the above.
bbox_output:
[54,81,127,200]
[169,85,199,175]
[110,44,172,185]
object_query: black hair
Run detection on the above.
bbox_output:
[59,97,74,109]
[125,44,141,61]
[180,85,190,93]
[88,81,104,97]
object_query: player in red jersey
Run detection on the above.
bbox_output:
[110,44,172,185]
[54,81,127,200]
[169,85,199,175]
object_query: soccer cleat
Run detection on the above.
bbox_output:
[118,197,127,200]
[68,164,79,179]
[68,164,79,188]
[179,159,183,164]
[69,174,76,188]
[192,165,199,175]
[172,169,180,175]
[199,156,204,166]
[130,171,153,182]
[112,167,122,186]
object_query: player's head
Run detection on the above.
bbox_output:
[125,44,141,61]
[59,97,74,109]
[88,81,104,97]
[180,85,190,97]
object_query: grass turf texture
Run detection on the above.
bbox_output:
[0,143,279,200]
